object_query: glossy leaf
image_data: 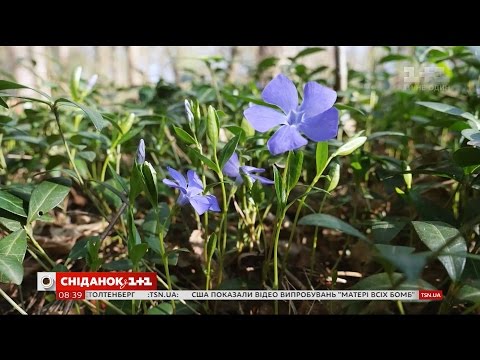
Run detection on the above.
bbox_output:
[56,98,108,131]
[27,178,71,223]
[417,101,477,122]
[333,136,367,157]
[219,135,240,169]
[287,151,304,193]
[299,213,368,241]
[315,141,329,174]
[412,221,467,282]
[0,190,27,217]
[173,126,196,145]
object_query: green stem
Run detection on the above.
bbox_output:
[282,156,333,269]
[100,152,111,182]
[0,287,27,315]
[310,193,328,270]
[25,225,56,267]
[156,206,175,311]
[213,149,229,285]
[52,106,84,186]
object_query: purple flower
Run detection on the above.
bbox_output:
[223,153,274,185]
[244,74,339,155]
[162,167,220,215]
[136,138,145,164]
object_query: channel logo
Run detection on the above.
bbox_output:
[37,272,56,291]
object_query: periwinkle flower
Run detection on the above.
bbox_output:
[86,74,98,93]
[244,74,339,155]
[185,99,194,123]
[136,138,145,164]
[223,153,274,185]
[162,167,220,215]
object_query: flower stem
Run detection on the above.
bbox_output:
[310,193,328,270]
[51,106,84,186]
[25,225,56,267]
[156,206,175,311]
[282,156,333,270]
[0,287,27,315]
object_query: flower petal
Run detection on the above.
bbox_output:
[300,82,337,118]
[187,169,204,196]
[136,139,145,164]
[249,174,274,185]
[162,178,183,190]
[223,153,240,178]
[177,192,189,206]
[206,195,221,212]
[189,195,213,215]
[243,105,287,133]
[267,125,308,155]
[241,165,266,174]
[298,107,339,142]
[261,74,298,114]
[166,167,187,189]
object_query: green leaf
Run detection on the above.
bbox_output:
[0,229,27,261]
[102,259,133,271]
[291,47,325,60]
[147,303,174,315]
[352,272,435,290]
[142,161,158,208]
[0,229,27,284]
[453,147,480,167]
[412,221,467,282]
[375,244,427,280]
[129,164,145,203]
[417,101,477,122]
[190,148,219,173]
[326,160,341,192]
[367,131,408,140]
[273,166,284,204]
[219,135,241,170]
[333,136,367,157]
[0,190,27,217]
[316,142,329,174]
[456,285,480,304]
[167,251,180,266]
[55,98,108,131]
[298,213,368,241]
[173,126,196,145]
[27,178,71,223]
[68,238,89,260]
[207,105,219,148]
[0,97,8,109]
[0,256,23,284]
[0,216,22,232]
[78,151,96,162]
[0,79,52,100]
[207,233,217,262]
[145,236,160,254]
[287,151,304,193]
[130,243,148,265]
[371,219,407,244]
[402,162,412,190]
[334,104,366,116]
[378,54,412,64]
[127,210,141,252]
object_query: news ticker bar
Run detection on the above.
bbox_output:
[36,272,443,301]
[54,290,443,301]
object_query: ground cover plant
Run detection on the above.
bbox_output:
[1,46,480,315]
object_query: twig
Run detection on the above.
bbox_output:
[99,202,127,241]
